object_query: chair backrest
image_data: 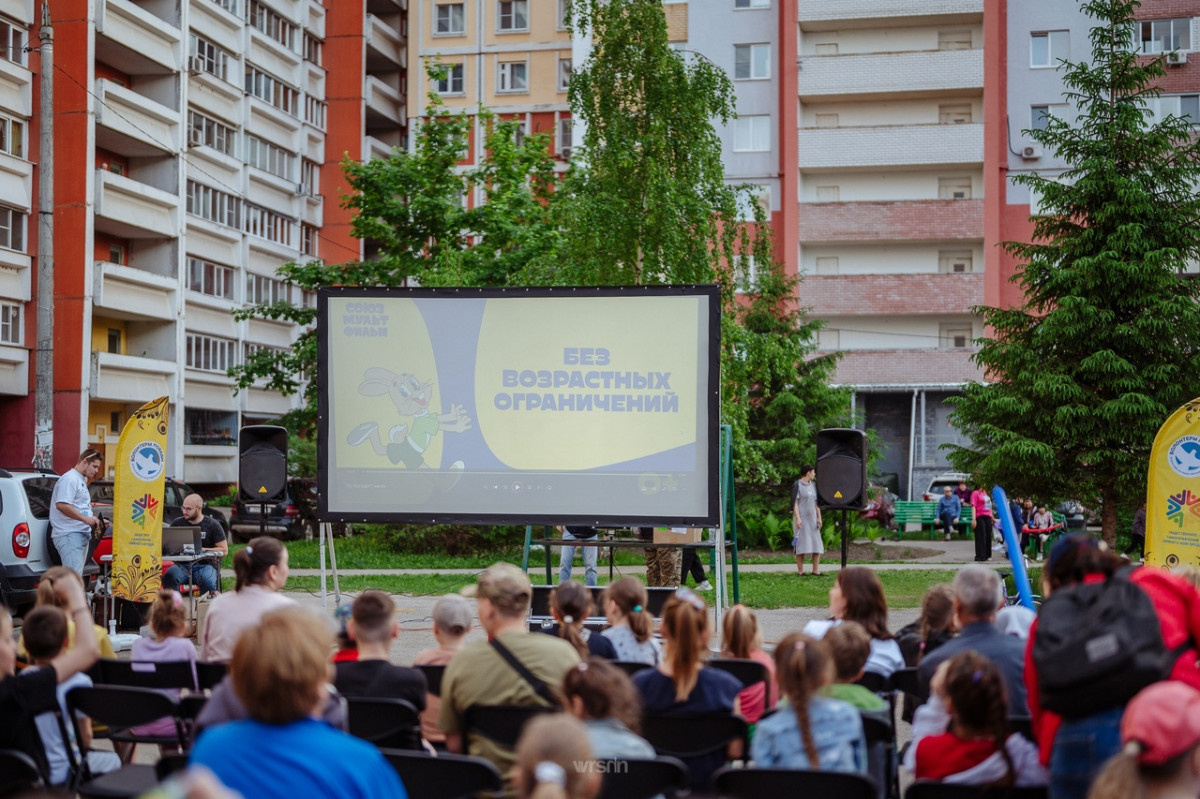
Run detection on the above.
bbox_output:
[890,667,918,697]
[346,697,423,750]
[381,749,503,799]
[464,704,560,751]
[714,766,878,799]
[414,664,445,698]
[597,756,688,799]
[708,658,770,690]
[860,710,893,744]
[194,661,228,691]
[856,671,890,693]
[155,753,190,782]
[0,747,43,796]
[66,685,182,731]
[1009,715,1034,741]
[640,711,748,760]
[905,781,1049,799]
[611,660,652,677]
[96,658,198,691]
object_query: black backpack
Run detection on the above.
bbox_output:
[1033,567,1177,719]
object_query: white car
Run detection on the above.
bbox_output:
[922,472,972,501]
[0,468,62,612]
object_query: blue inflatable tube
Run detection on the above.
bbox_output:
[993,485,1037,610]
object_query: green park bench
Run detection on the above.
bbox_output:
[892,500,974,539]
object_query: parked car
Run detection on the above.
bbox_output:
[88,476,230,535]
[922,472,972,501]
[230,477,344,542]
[860,484,897,529]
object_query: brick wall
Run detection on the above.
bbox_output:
[798,199,984,243]
[664,4,687,42]
[801,273,983,315]
[825,348,984,385]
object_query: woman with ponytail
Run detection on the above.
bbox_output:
[200,537,293,663]
[751,632,866,772]
[544,582,616,659]
[632,587,741,789]
[904,652,1046,786]
[514,714,600,799]
[600,577,661,665]
[1088,681,1200,799]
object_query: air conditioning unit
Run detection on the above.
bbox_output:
[1167,51,1188,65]
[187,129,204,147]
[1021,142,1043,160]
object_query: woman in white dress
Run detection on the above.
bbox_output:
[792,464,823,576]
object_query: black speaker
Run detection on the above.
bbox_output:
[238,425,288,503]
[815,428,867,510]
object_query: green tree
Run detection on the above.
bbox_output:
[947,0,1200,545]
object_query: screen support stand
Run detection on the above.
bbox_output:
[840,509,850,569]
[319,522,341,610]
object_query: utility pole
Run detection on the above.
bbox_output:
[33,1,53,470]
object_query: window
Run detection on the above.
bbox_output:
[435,63,465,95]
[304,97,327,129]
[815,256,839,274]
[1030,30,1068,68]
[939,250,973,273]
[245,134,296,179]
[187,257,235,299]
[0,17,26,66]
[508,119,526,147]
[186,180,239,226]
[733,115,770,151]
[246,272,286,304]
[108,245,125,265]
[249,1,297,49]
[735,0,770,9]
[0,206,26,251]
[939,104,972,124]
[498,0,528,31]
[436,3,465,34]
[303,33,323,65]
[301,223,318,257]
[815,185,839,202]
[938,176,972,200]
[187,110,235,155]
[735,185,770,221]
[938,30,972,50]
[301,159,318,195]
[185,334,237,372]
[190,35,231,81]
[1031,104,1051,130]
[557,57,572,92]
[940,324,973,349]
[1153,94,1200,124]
[498,61,528,93]
[733,255,757,292]
[557,0,568,28]
[1137,18,1191,53]
[734,44,770,79]
[245,67,299,115]
[558,118,573,159]
[185,409,238,445]
[0,113,22,158]
[243,202,293,246]
[0,302,20,345]
[209,0,239,14]
[106,328,121,354]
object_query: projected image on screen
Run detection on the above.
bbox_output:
[317,286,720,526]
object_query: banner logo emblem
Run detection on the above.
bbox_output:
[130,442,165,481]
[131,493,160,528]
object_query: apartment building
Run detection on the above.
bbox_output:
[0,0,383,486]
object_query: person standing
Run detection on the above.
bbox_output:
[936,486,961,542]
[557,525,599,587]
[641,526,680,587]
[969,483,994,562]
[793,465,823,577]
[164,494,227,598]
[49,449,106,576]
[1128,502,1146,561]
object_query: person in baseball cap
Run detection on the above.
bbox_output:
[1088,681,1200,799]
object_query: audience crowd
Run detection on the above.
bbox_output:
[3,531,1200,799]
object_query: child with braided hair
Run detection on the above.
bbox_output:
[544,581,617,659]
[904,651,1047,786]
[750,632,866,773]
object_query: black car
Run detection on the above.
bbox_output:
[230,477,331,542]
[88,477,230,535]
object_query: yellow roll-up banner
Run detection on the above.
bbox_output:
[1146,397,1200,568]
[111,396,170,601]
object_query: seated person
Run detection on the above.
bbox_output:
[937,487,962,542]
[541,581,617,659]
[163,494,227,598]
[720,604,777,724]
[334,590,427,713]
[513,714,600,799]
[562,659,655,760]
[24,606,121,786]
[413,594,473,747]
[824,621,887,712]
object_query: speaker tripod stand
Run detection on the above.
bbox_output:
[319,522,341,609]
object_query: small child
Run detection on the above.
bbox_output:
[720,604,778,723]
[513,714,600,799]
[904,651,1047,786]
[1089,681,1200,799]
[24,605,121,786]
[750,632,866,773]
[599,577,661,665]
[129,590,197,744]
[823,621,887,712]
[561,658,654,760]
[546,581,616,659]
[413,594,472,747]
[19,566,116,661]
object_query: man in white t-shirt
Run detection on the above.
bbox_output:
[49,449,105,575]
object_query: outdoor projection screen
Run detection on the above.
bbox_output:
[317,286,720,526]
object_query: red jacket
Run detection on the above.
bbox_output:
[1024,566,1200,765]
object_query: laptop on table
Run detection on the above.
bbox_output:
[162,526,204,557]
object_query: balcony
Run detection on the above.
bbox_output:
[96,0,181,75]
[798,0,981,27]
[827,347,984,387]
[798,199,984,243]
[95,79,179,156]
[94,170,180,239]
[801,272,982,317]
[798,49,982,100]
[366,13,405,70]
[0,344,28,396]
[365,75,405,132]
[93,261,177,321]
[798,123,983,169]
[91,351,177,402]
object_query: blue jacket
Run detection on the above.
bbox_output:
[937,495,961,519]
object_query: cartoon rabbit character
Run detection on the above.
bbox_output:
[346,368,472,470]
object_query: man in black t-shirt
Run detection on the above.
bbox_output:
[164,493,227,596]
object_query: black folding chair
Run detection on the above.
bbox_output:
[95,659,197,691]
[714,766,878,799]
[1009,715,1034,741]
[856,671,890,693]
[905,782,1048,799]
[0,747,44,796]
[464,704,559,751]
[194,661,227,691]
[610,660,652,677]
[414,664,445,698]
[640,711,748,790]
[155,754,189,781]
[381,749,503,799]
[597,755,688,799]
[708,658,770,690]
[862,709,899,799]
[346,697,423,750]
